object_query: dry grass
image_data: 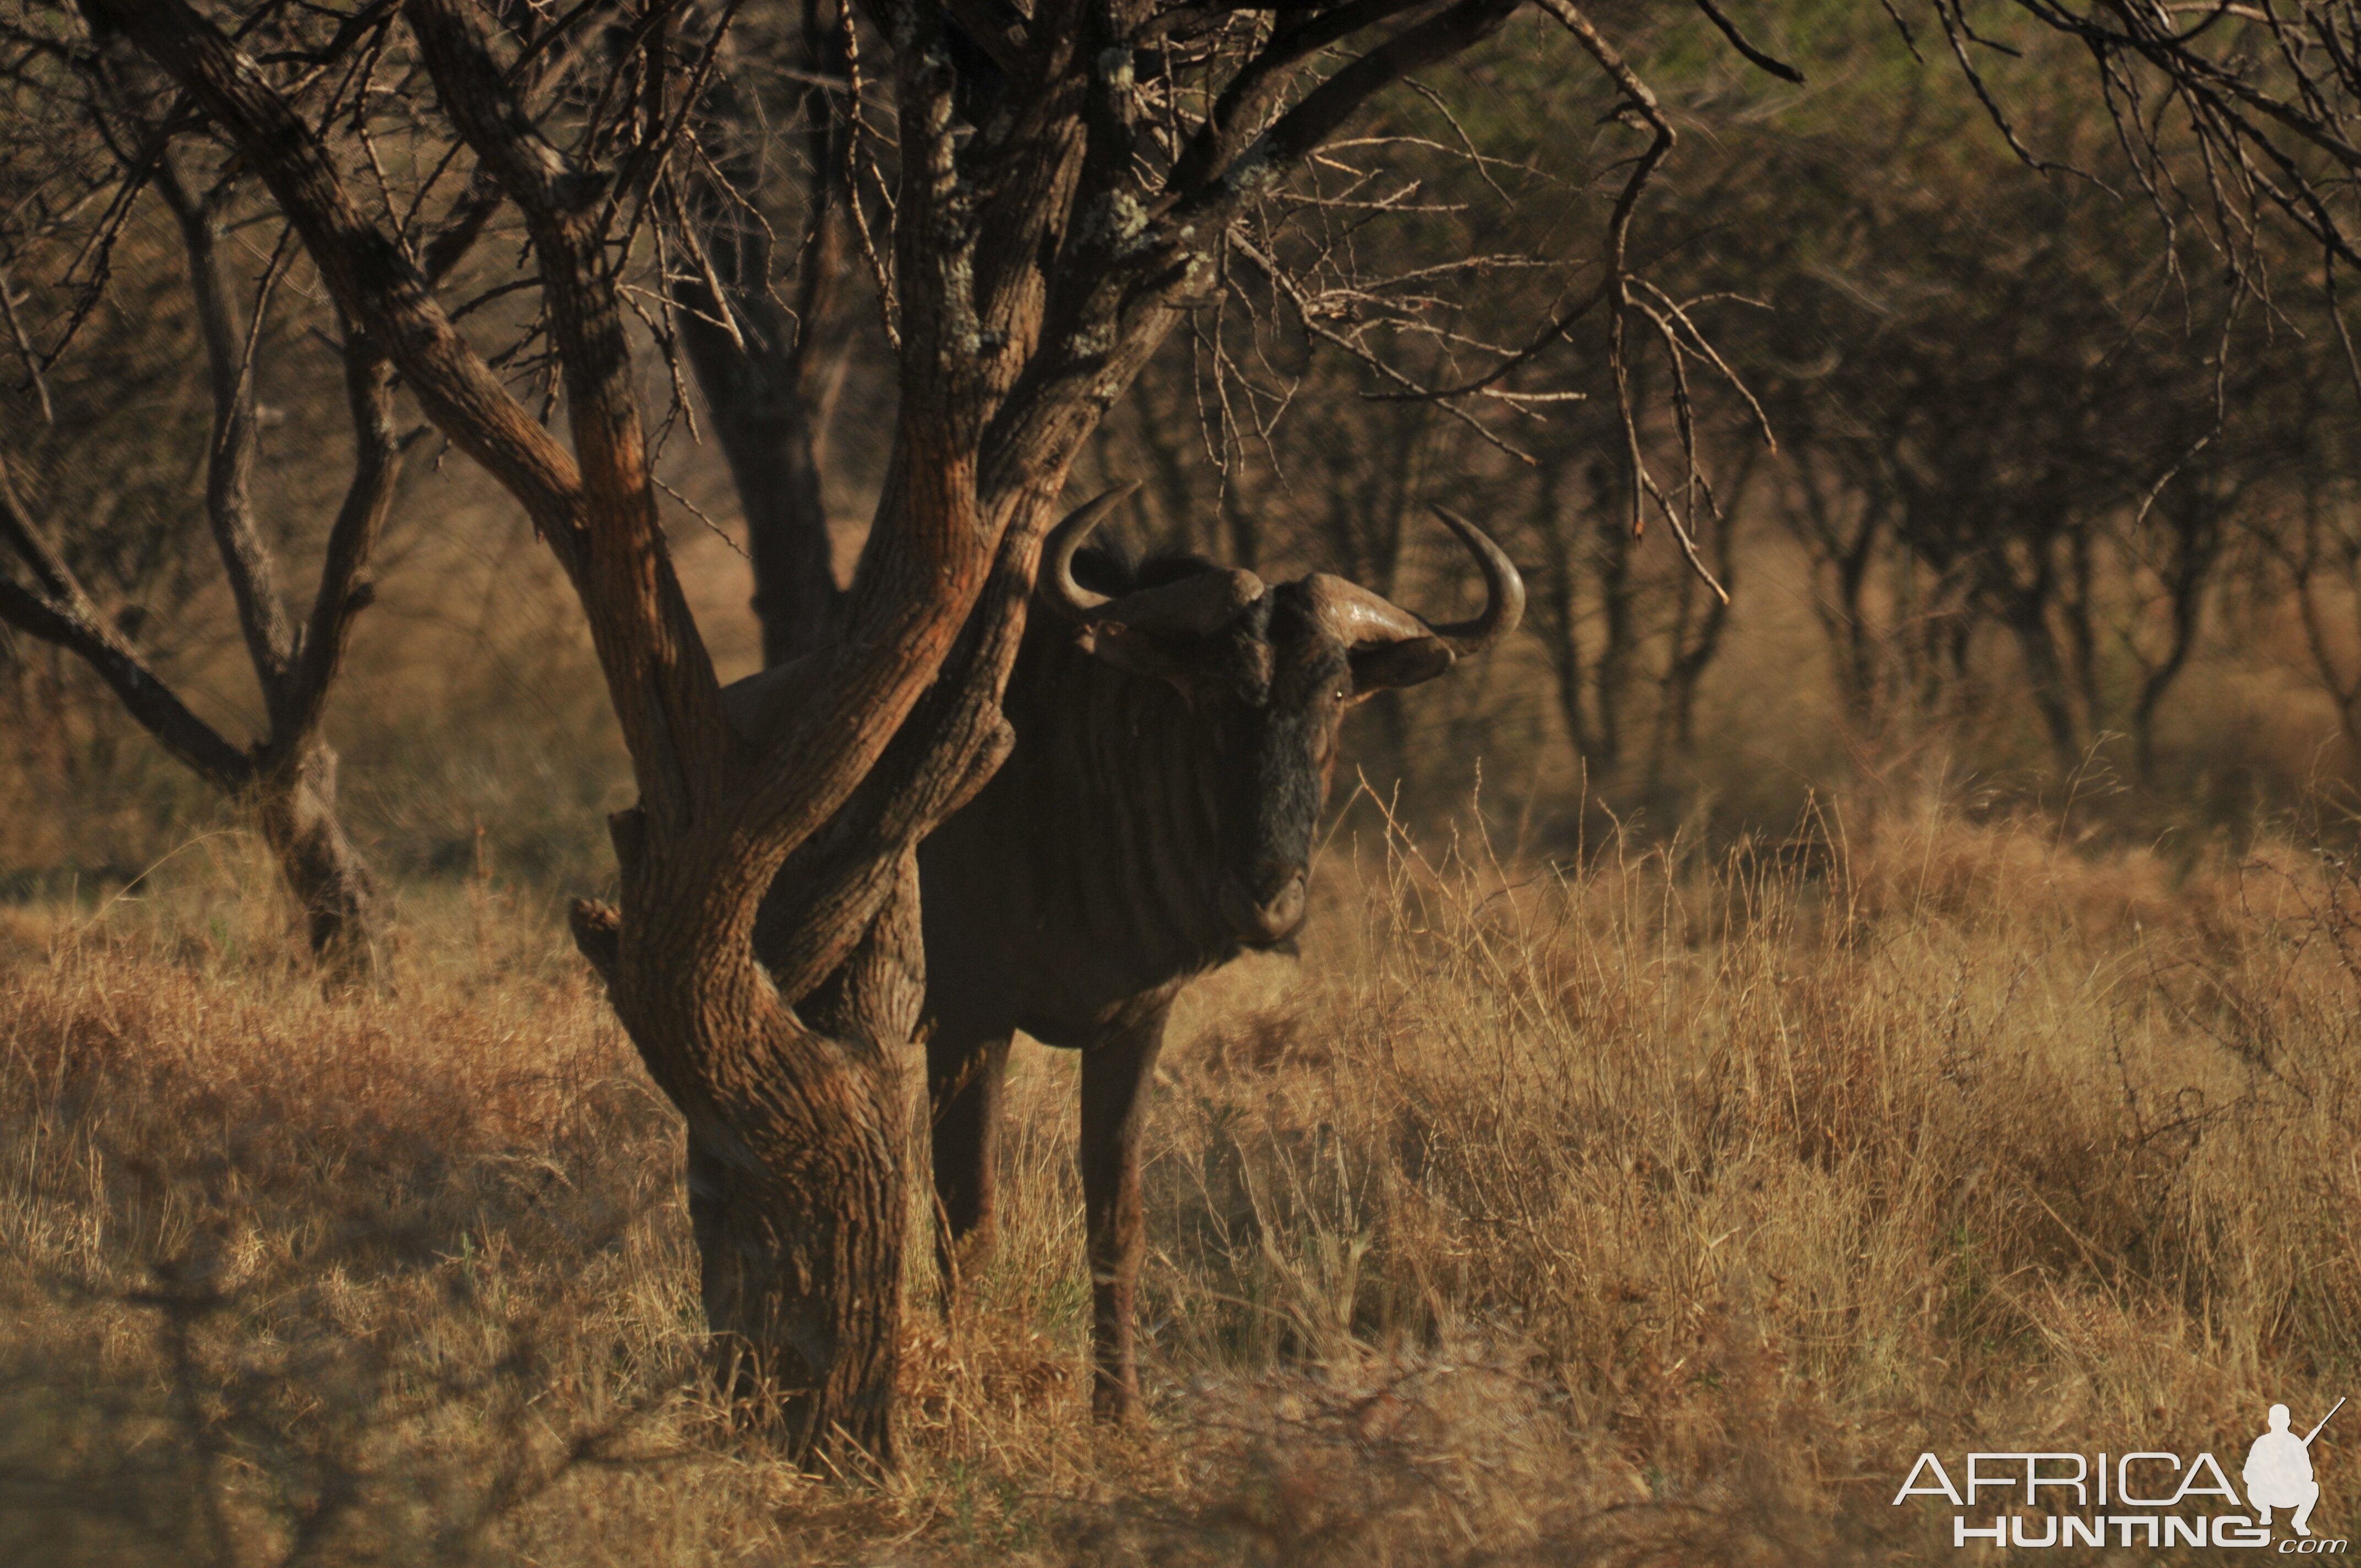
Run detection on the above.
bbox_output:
[2,802,2357,1565]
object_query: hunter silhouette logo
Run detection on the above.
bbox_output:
[1894,1396,2347,1550]
[2249,1400,2343,1539]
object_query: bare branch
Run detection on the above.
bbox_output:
[280,331,401,742]
[1166,0,1524,227]
[0,262,52,422]
[153,155,299,695]
[0,453,253,790]
[405,0,732,818]
[83,0,587,545]
[1691,0,1804,84]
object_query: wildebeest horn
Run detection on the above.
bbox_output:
[1303,575,1432,648]
[1039,484,1141,621]
[1040,481,1264,636]
[1420,506,1525,657]
[1099,569,1266,636]
[1308,506,1525,658]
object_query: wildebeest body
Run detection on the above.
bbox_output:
[922,560,1334,1046]
[913,493,1520,1419]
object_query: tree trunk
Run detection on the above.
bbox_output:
[255,737,378,974]
[1592,472,1636,772]
[2064,524,2103,742]
[665,863,919,1458]
[2000,591,2085,776]
[670,0,853,668]
[1792,457,1885,730]
[2130,561,2200,786]
[1530,459,1595,770]
[676,301,841,666]
[1651,523,1736,782]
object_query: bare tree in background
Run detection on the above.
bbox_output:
[0,51,430,971]
[677,0,1772,694]
[2263,452,2361,755]
[666,0,854,667]
[1978,0,2361,260]
[1979,1,2361,768]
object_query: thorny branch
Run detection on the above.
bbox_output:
[1966,0,2361,271]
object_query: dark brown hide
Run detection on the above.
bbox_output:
[916,509,1521,1417]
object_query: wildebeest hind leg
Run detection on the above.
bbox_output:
[927,1030,1012,1308]
[1080,1009,1169,1422]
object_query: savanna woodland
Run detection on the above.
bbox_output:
[4,0,2361,1561]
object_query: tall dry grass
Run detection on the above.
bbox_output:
[1,801,2355,1564]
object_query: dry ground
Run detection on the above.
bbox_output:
[1,799,2355,1565]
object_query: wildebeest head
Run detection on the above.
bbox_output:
[1036,485,1525,948]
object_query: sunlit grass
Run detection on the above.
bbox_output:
[1,798,2354,1564]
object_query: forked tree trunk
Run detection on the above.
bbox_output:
[564,817,918,1457]
[695,862,918,1451]
[574,535,1021,1456]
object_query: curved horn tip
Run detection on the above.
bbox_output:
[1427,502,1482,538]
[1069,480,1144,525]
[1423,502,1526,656]
[1051,481,1145,540]
[1039,481,1145,622]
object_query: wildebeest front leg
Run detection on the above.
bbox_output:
[927,1030,1012,1304]
[1080,1010,1169,1420]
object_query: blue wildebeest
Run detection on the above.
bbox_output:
[917,486,1525,1417]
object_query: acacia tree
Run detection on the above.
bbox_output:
[58,0,1797,1460]
[0,59,416,968]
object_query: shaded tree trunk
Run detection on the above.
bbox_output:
[1996,584,2085,776]
[1592,462,1639,771]
[2277,474,2361,756]
[2129,488,2223,783]
[1650,510,1738,785]
[2064,523,2102,743]
[1528,457,1595,769]
[1784,449,1886,728]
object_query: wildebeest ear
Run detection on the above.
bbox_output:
[1348,635,1455,693]
[1077,620,1201,685]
